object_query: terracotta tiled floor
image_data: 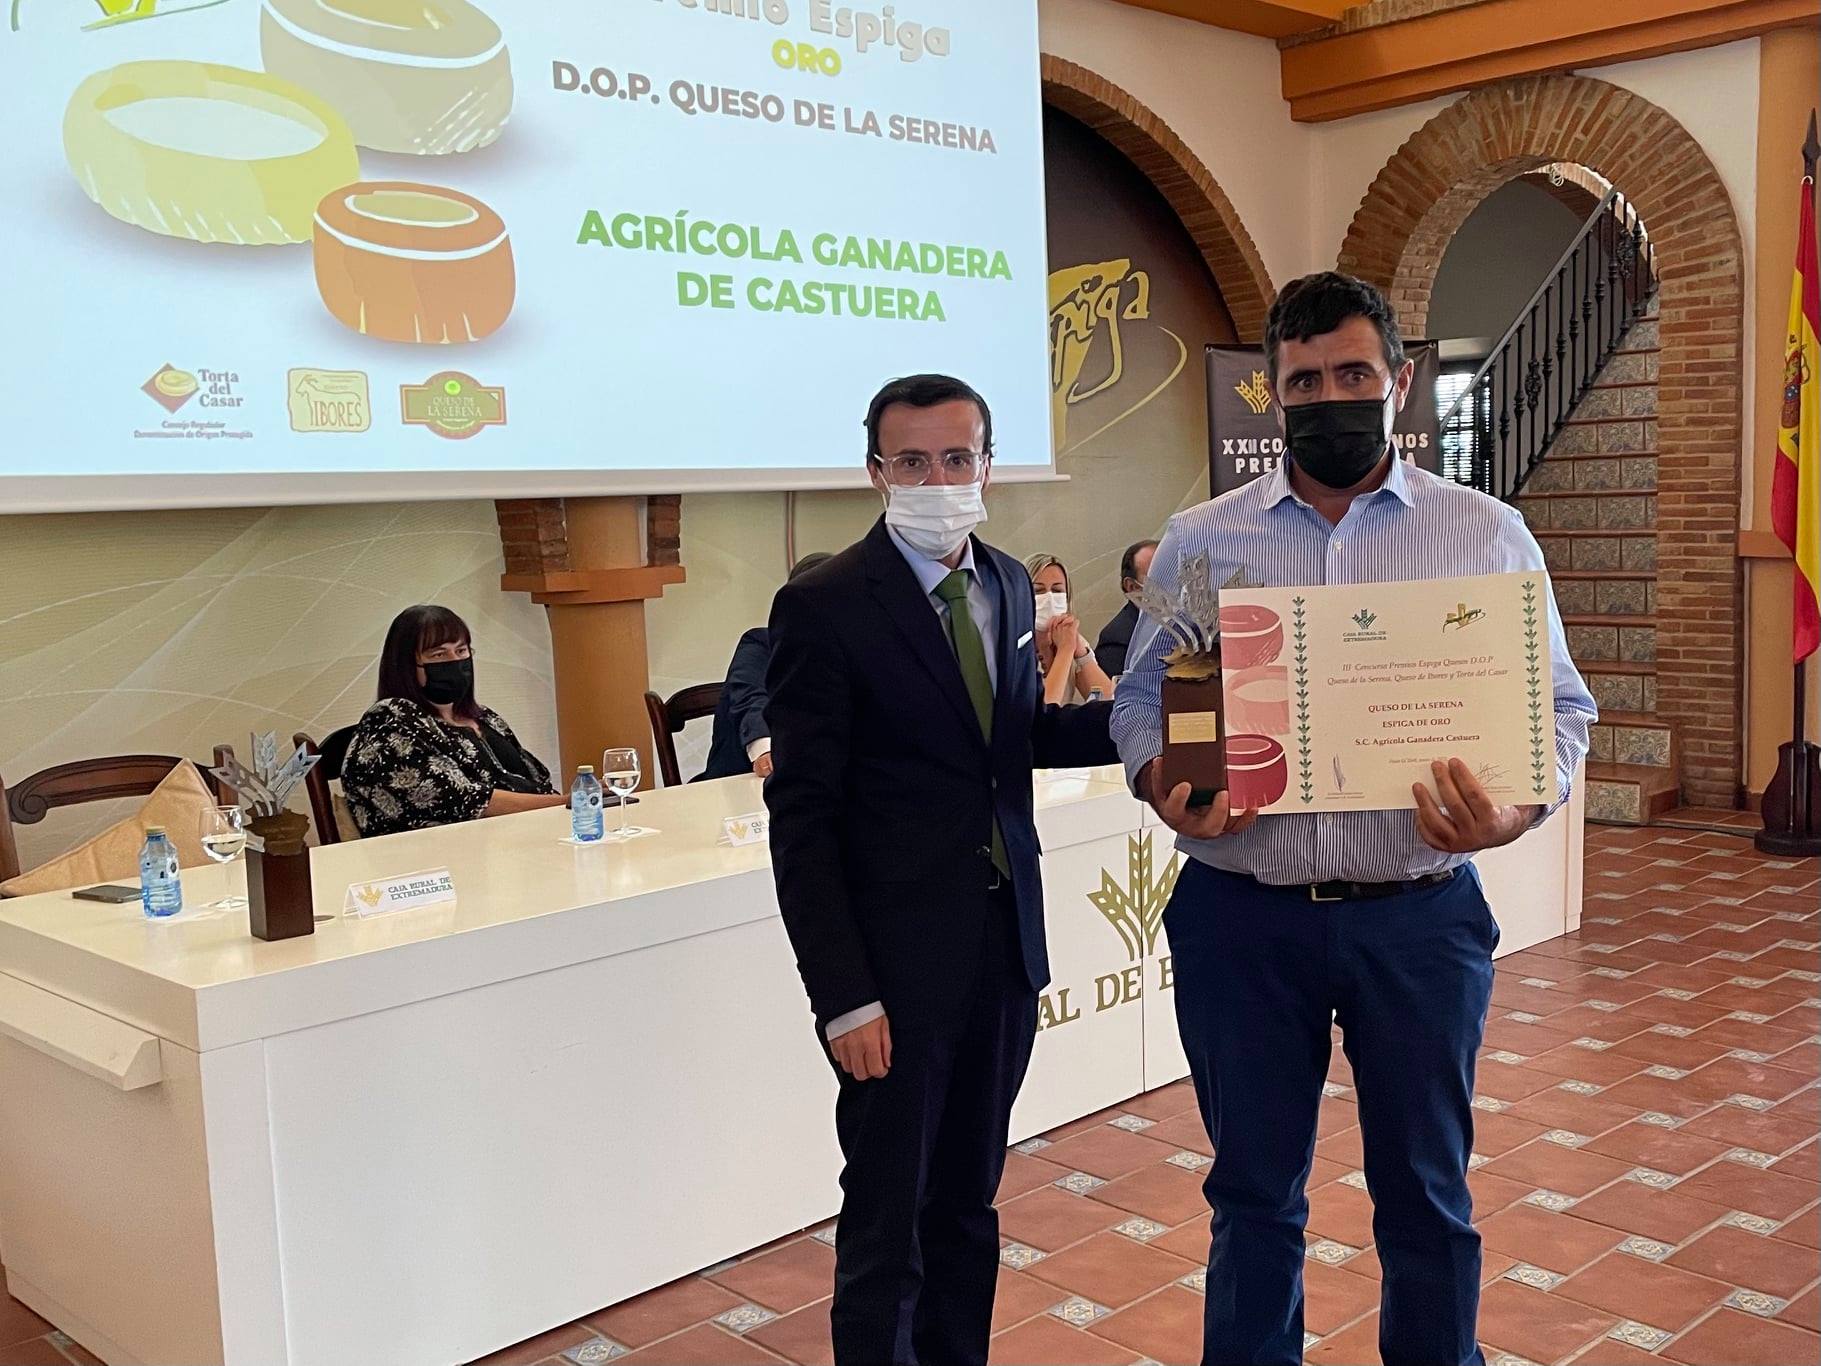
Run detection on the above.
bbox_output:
[1,824,1813,1366]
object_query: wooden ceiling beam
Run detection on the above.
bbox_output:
[1110,0,1352,40]
[1279,0,1820,121]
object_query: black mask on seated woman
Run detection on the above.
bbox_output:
[420,657,475,706]
[1283,395,1395,490]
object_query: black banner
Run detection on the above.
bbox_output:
[1205,343,1441,495]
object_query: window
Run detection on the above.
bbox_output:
[1435,362,1485,487]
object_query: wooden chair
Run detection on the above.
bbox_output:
[642,684,722,788]
[0,750,234,884]
[293,726,359,845]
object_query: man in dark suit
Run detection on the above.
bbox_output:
[765,374,1116,1366]
[697,552,832,781]
[1092,537,1157,678]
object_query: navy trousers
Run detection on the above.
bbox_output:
[1165,860,1498,1366]
[826,886,1037,1366]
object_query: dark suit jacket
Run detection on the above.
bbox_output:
[764,518,1118,1026]
[1094,600,1139,678]
[698,627,771,781]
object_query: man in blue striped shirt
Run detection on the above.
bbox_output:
[1112,273,1596,1366]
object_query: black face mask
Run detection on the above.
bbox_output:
[420,657,474,706]
[1283,396,1393,490]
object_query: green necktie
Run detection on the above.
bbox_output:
[935,570,1009,879]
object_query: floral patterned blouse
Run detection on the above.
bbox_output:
[342,698,554,838]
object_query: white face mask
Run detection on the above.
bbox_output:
[883,481,987,560]
[1034,589,1068,630]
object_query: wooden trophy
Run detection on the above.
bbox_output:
[213,734,323,942]
[1135,552,1227,808]
[1161,649,1226,807]
[246,811,316,941]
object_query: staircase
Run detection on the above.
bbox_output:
[1516,304,1671,822]
[1439,188,1670,822]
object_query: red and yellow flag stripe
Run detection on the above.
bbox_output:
[1773,180,1820,663]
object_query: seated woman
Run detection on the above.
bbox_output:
[343,605,566,838]
[1023,554,1117,706]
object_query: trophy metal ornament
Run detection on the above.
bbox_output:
[1132,553,1226,807]
[213,734,321,941]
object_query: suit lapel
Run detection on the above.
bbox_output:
[979,545,1027,751]
[863,519,983,743]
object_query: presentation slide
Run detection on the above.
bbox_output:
[0,0,1050,512]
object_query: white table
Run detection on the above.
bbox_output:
[0,766,1581,1366]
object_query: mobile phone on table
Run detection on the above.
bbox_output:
[72,884,141,904]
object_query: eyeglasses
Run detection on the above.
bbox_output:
[879,450,987,487]
[418,643,473,664]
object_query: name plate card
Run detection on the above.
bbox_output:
[344,868,457,917]
[719,812,770,847]
[1216,571,1557,814]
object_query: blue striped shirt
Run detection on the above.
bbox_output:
[1110,456,1597,885]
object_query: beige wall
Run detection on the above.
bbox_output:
[0,501,556,870]
[1428,179,1586,342]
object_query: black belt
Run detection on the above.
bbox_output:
[1272,867,1458,903]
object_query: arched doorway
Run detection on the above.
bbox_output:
[1041,56,1275,343]
[1338,74,1745,809]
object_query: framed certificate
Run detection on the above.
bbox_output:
[1216,571,1558,814]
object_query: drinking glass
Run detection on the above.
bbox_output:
[602,747,646,838]
[199,805,249,910]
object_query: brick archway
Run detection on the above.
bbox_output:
[1338,75,1744,807]
[1041,55,1275,342]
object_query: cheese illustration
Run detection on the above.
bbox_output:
[260,0,513,155]
[313,181,514,344]
[63,61,359,245]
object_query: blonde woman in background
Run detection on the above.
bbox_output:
[1024,553,1117,705]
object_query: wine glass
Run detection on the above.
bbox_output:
[602,747,645,838]
[199,805,248,910]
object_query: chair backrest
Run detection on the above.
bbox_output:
[0,753,232,883]
[293,733,333,847]
[317,724,357,782]
[642,683,722,787]
[294,726,359,846]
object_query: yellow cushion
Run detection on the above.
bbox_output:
[0,761,218,898]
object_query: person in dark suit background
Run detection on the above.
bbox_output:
[696,552,832,781]
[765,374,1117,1366]
[1092,537,1158,678]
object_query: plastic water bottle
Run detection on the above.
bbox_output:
[139,827,182,918]
[570,766,605,843]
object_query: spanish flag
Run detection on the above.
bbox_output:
[1774,177,1820,663]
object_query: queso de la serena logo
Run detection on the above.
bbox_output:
[401,371,506,439]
